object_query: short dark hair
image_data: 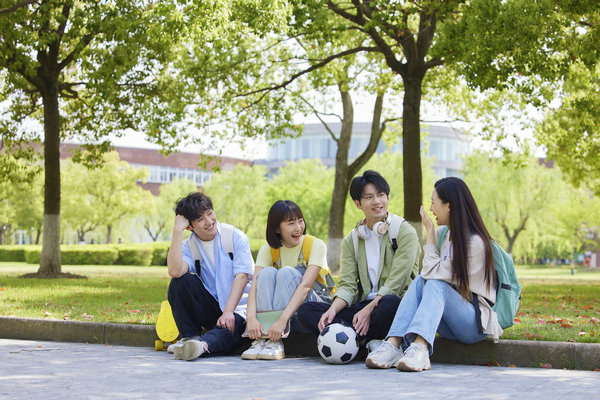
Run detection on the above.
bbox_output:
[174,192,213,223]
[349,170,390,202]
[266,200,305,248]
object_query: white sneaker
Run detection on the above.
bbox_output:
[365,339,383,353]
[176,340,208,361]
[365,340,404,369]
[257,339,285,360]
[167,336,200,354]
[241,338,267,360]
[396,342,431,372]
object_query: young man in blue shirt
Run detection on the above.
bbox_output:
[166,192,254,361]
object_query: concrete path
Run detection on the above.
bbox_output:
[2,338,597,400]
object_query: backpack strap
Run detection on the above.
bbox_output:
[386,214,404,252]
[437,226,449,252]
[269,235,315,267]
[301,234,315,264]
[187,235,203,271]
[220,223,235,261]
[270,246,280,267]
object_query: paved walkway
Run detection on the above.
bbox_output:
[2,338,597,399]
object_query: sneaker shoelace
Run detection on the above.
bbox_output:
[264,340,280,350]
[373,341,395,355]
[404,344,423,357]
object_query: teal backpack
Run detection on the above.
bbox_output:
[437,226,521,329]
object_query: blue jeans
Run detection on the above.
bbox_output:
[255,266,321,334]
[255,266,322,311]
[387,275,487,355]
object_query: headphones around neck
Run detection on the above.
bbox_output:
[355,213,391,240]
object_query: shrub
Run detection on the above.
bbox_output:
[23,245,119,265]
[114,245,153,266]
[24,247,41,264]
[149,242,170,266]
[61,245,119,265]
[0,245,36,262]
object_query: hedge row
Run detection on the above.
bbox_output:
[0,243,170,266]
[1,239,263,266]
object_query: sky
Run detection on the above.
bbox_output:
[108,92,488,161]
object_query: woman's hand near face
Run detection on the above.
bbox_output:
[420,205,435,232]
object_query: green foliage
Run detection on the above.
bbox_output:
[148,242,170,266]
[61,152,153,243]
[204,164,269,239]
[139,178,198,242]
[114,245,153,266]
[18,243,172,265]
[463,151,600,263]
[464,152,557,257]
[0,0,195,152]
[547,179,600,257]
[265,159,334,240]
[24,245,120,265]
[537,62,600,195]
[0,245,29,261]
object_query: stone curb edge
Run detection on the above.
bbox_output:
[1,316,598,371]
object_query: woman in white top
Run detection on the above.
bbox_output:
[365,177,502,372]
[241,200,331,360]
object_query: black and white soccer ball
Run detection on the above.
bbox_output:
[317,323,359,364]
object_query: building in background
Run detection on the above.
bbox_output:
[254,122,470,178]
[59,143,252,195]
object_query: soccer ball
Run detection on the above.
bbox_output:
[317,323,359,364]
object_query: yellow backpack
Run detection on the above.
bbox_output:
[270,235,336,302]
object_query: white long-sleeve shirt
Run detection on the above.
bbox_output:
[421,227,503,340]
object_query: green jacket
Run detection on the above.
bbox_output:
[334,218,421,306]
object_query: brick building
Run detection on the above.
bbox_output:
[60,143,252,195]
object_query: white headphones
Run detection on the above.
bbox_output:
[355,213,391,240]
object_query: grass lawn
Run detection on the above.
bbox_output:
[0,263,170,325]
[0,262,599,343]
[501,265,600,343]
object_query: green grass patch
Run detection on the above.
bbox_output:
[0,263,170,325]
[0,262,599,343]
[500,266,600,343]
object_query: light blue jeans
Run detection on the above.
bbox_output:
[387,275,487,355]
[255,266,322,312]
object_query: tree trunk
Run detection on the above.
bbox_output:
[402,75,424,239]
[326,87,387,272]
[38,88,62,275]
[106,224,112,243]
[505,228,523,255]
[327,88,354,272]
[402,76,423,224]
[35,229,41,245]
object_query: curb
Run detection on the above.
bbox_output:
[1,316,598,370]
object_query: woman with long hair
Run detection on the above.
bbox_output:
[241,200,334,360]
[365,177,503,371]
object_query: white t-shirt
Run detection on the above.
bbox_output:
[199,238,216,271]
[364,228,383,300]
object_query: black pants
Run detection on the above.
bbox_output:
[167,273,245,355]
[296,294,401,342]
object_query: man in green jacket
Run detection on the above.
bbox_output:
[297,170,420,343]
